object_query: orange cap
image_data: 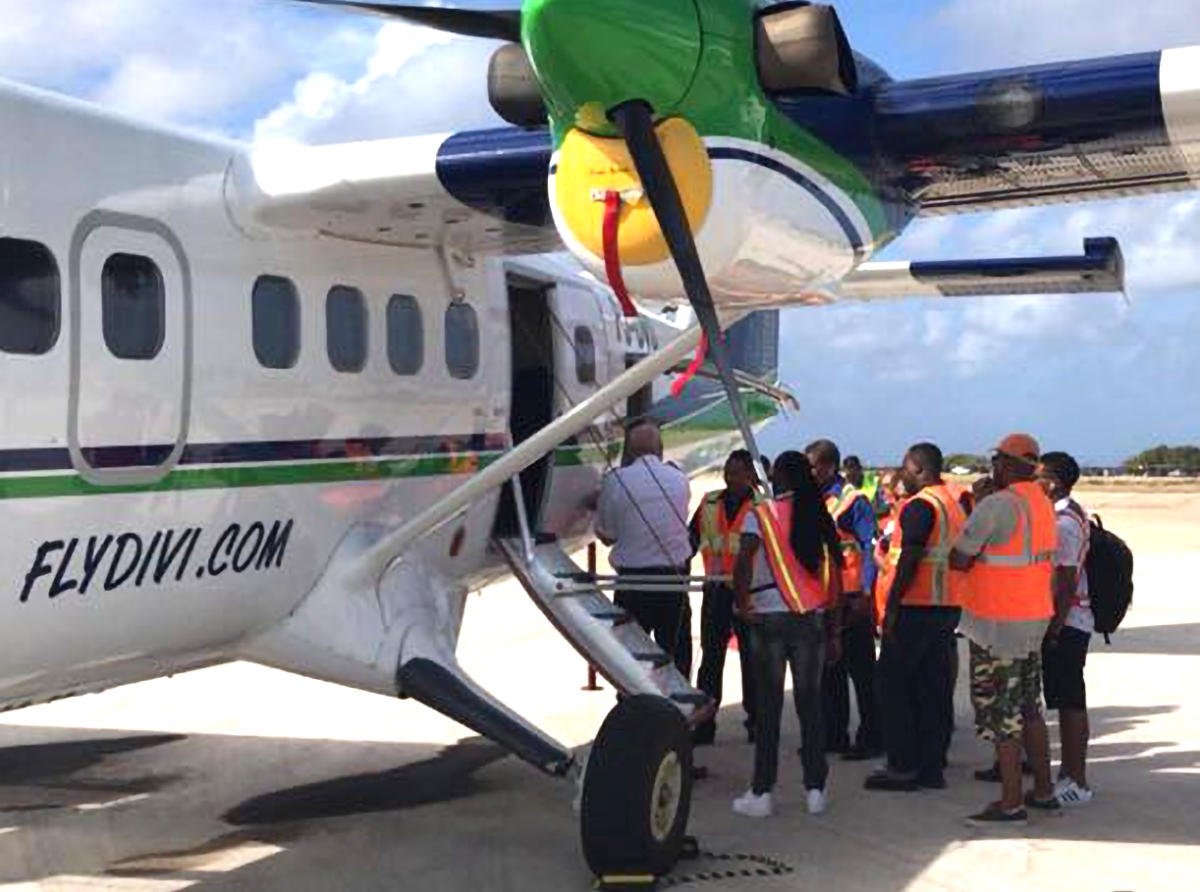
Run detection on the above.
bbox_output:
[994,433,1041,463]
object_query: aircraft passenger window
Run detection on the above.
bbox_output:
[574,326,596,384]
[445,302,480,380]
[102,253,165,361]
[0,238,60,355]
[252,275,300,370]
[387,294,424,376]
[326,285,369,373]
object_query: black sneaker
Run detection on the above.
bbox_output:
[1023,791,1062,812]
[692,725,716,747]
[918,775,948,790]
[966,804,1028,828]
[825,737,851,755]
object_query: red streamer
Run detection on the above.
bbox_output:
[602,189,639,319]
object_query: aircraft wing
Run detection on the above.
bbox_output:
[831,238,1124,301]
[225,128,558,255]
[878,47,1200,215]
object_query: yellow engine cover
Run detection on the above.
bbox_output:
[555,117,713,267]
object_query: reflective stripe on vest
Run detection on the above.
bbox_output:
[826,486,867,594]
[752,497,829,614]
[697,492,753,577]
[965,482,1056,622]
[880,485,968,608]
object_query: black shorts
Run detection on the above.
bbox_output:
[1042,626,1091,711]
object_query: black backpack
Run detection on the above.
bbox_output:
[1085,515,1134,643]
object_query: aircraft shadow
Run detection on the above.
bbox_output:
[0,698,1195,891]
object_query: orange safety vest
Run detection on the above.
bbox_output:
[963,481,1057,622]
[696,491,755,578]
[750,496,830,614]
[947,482,975,515]
[826,485,870,594]
[877,484,968,615]
[873,502,900,626]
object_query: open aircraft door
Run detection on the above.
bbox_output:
[69,212,192,486]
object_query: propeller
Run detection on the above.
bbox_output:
[608,101,772,491]
[292,0,522,42]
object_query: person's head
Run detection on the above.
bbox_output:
[901,443,944,493]
[1038,451,1081,501]
[760,454,772,482]
[773,450,818,498]
[805,439,841,488]
[724,449,757,494]
[625,420,663,463]
[972,475,997,502]
[843,455,865,489]
[990,433,1040,488]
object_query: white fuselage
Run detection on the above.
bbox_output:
[0,81,673,712]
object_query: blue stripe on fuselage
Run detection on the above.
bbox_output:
[707,146,867,260]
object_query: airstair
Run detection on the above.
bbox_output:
[494,536,714,725]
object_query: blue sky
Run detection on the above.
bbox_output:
[0,0,1197,464]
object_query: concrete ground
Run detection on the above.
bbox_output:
[1,486,1197,891]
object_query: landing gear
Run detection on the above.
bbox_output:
[581,695,694,885]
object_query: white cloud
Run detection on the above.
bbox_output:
[0,0,374,130]
[253,22,503,147]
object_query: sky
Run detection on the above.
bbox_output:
[1,0,1198,464]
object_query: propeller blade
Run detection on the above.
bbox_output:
[608,101,772,492]
[292,0,522,42]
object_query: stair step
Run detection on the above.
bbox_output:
[589,611,628,622]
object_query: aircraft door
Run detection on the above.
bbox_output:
[69,213,191,485]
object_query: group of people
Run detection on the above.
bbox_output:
[597,422,1096,827]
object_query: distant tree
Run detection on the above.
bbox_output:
[1124,445,1200,476]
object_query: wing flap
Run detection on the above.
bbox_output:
[835,238,1124,301]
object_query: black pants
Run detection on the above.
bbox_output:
[878,607,960,782]
[614,565,690,677]
[822,597,880,751]
[694,584,755,737]
[750,612,828,794]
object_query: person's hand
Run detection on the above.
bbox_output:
[1044,619,1064,648]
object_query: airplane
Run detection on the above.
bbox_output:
[0,0,1192,883]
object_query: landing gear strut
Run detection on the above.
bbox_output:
[581,695,694,886]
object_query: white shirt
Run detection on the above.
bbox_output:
[596,456,692,569]
[738,512,790,614]
[1055,497,1094,634]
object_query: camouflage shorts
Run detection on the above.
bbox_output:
[970,642,1043,743]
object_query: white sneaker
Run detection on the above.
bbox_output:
[806,788,828,815]
[1055,779,1094,806]
[732,790,774,818]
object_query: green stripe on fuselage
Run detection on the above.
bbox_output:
[0,443,626,502]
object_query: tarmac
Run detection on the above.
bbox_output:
[1,486,1197,891]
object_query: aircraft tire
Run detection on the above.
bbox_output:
[581,694,693,880]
